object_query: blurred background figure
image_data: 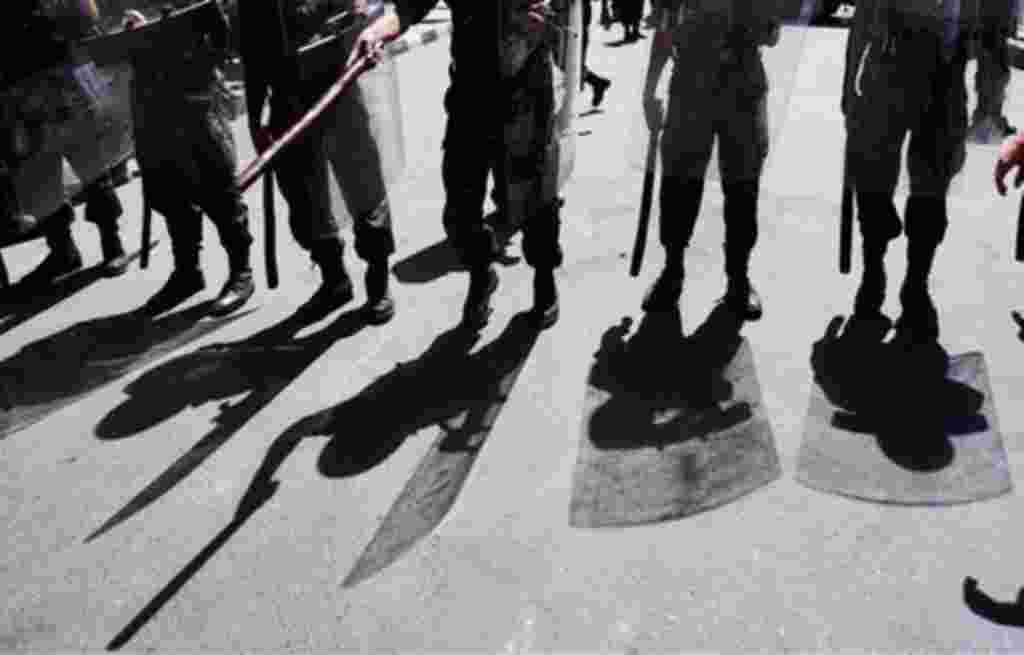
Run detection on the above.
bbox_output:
[582,0,612,107]
[967,6,1017,143]
[613,0,645,41]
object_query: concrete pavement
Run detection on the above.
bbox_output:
[4,15,1024,652]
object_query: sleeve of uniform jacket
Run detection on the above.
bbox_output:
[392,0,438,31]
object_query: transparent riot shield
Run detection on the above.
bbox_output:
[290,4,406,232]
[496,0,584,231]
[628,0,810,189]
[1,55,134,224]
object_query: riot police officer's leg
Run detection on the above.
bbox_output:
[898,60,967,344]
[17,153,83,289]
[581,0,611,107]
[19,202,83,289]
[272,101,354,320]
[442,123,500,328]
[192,103,254,317]
[82,168,131,277]
[519,139,564,329]
[329,89,397,325]
[642,80,713,313]
[846,110,906,322]
[718,86,769,320]
[137,168,207,317]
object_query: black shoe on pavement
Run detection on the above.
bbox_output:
[720,276,763,321]
[363,261,395,325]
[99,230,131,277]
[19,245,84,290]
[209,269,255,317]
[138,268,206,317]
[642,267,684,313]
[531,268,559,330]
[462,266,498,329]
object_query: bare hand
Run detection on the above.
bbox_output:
[527,1,551,31]
[995,134,1024,196]
[347,13,400,69]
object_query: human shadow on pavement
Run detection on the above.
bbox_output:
[106,314,542,649]
[963,577,1024,627]
[0,244,151,339]
[587,303,751,451]
[811,315,987,473]
[392,219,521,284]
[0,300,247,440]
[86,306,370,544]
[341,312,541,586]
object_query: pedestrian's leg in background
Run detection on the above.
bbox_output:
[581,0,612,108]
[970,26,1015,142]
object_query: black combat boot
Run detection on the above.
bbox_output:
[720,180,762,321]
[138,242,206,318]
[209,207,255,317]
[894,196,944,345]
[853,241,887,320]
[19,205,83,289]
[642,252,684,312]
[585,71,612,108]
[720,275,763,321]
[210,246,254,317]
[462,264,499,329]
[97,223,131,277]
[531,267,559,329]
[363,258,395,325]
[299,237,354,321]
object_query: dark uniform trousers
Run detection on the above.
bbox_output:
[843,28,967,251]
[269,77,396,263]
[441,49,564,272]
[658,42,768,276]
[135,82,251,269]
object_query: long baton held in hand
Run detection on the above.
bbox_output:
[140,185,153,269]
[264,169,279,288]
[839,144,854,275]
[236,53,375,193]
[630,125,660,277]
[1017,192,1024,262]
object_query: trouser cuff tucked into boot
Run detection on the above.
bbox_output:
[299,237,354,320]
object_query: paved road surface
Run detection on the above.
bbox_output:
[4,12,1024,652]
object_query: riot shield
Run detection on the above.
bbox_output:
[629,0,810,184]
[495,0,584,231]
[293,7,406,232]
[1,57,134,224]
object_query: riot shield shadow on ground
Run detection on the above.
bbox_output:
[86,307,370,544]
[809,316,986,473]
[0,301,249,440]
[797,316,1012,506]
[569,304,781,528]
[587,305,752,451]
[963,577,1024,627]
[106,314,541,649]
